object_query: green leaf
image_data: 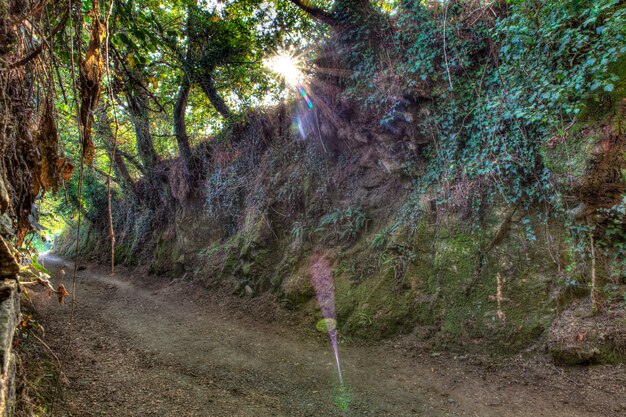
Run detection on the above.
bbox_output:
[116,32,135,49]
[32,258,52,276]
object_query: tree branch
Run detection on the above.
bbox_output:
[288,0,337,27]
[118,150,145,174]
[195,74,232,119]
[174,76,195,175]
[10,10,70,68]
[110,44,167,114]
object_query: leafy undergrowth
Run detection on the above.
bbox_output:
[14,302,63,417]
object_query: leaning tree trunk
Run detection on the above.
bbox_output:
[174,76,195,176]
[96,108,140,198]
[125,84,159,172]
[195,74,232,119]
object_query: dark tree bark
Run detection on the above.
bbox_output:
[195,74,232,119]
[173,2,197,176]
[174,76,195,174]
[125,83,160,172]
[115,148,145,175]
[96,108,140,198]
[171,0,232,121]
[288,0,337,27]
[288,0,375,28]
[111,149,137,193]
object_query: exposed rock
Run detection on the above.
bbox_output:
[0,280,19,417]
[244,284,254,296]
[0,236,18,279]
[548,300,626,365]
[567,202,592,221]
[0,215,11,237]
[550,342,600,366]
[0,177,9,214]
[173,254,186,275]
[378,157,401,173]
[281,263,314,305]
[172,262,185,276]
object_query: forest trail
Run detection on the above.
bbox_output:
[29,254,625,417]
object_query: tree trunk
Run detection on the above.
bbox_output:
[289,0,376,28]
[96,108,140,198]
[111,151,137,194]
[183,0,231,120]
[288,0,337,27]
[196,74,231,119]
[174,76,195,175]
[174,1,198,176]
[125,84,159,172]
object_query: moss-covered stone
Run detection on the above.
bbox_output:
[151,229,181,275]
[548,300,626,365]
[281,261,315,306]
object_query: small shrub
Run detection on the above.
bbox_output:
[290,221,307,243]
[369,221,400,248]
[316,207,370,244]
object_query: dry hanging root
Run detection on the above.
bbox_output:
[64,0,106,356]
[56,157,75,182]
[0,2,76,246]
[56,284,69,304]
[33,98,61,194]
[78,6,105,166]
[20,276,71,305]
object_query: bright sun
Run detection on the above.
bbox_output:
[264,50,304,87]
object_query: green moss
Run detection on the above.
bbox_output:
[541,131,599,179]
[541,55,626,186]
[332,241,421,340]
[151,231,180,274]
[372,218,559,355]
[280,264,314,306]
[597,347,626,365]
[578,55,626,126]
[433,231,480,339]
[221,236,241,274]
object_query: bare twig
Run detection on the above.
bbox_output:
[588,217,598,314]
[105,0,117,274]
[442,1,454,91]
[32,333,63,372]
[10,9,70,68]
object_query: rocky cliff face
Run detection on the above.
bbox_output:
[0,238,20,416]
[59,94,626,364]
[1,1,45,412]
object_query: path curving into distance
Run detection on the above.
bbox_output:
[28,254,625,417]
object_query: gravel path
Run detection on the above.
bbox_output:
[27,254,626,417]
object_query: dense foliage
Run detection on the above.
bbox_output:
[341,0,626,206]
[2,0,624,308]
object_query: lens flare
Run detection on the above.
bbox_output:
[264,50,304,87]
[310,254,352,413]
[310,254,344,385]
[299,88,313,108]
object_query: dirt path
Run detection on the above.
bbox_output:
[27,254,625,417]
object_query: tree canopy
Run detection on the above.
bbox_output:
[1,0,624,267]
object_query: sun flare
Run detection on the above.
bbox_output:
[263,50,304,87]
